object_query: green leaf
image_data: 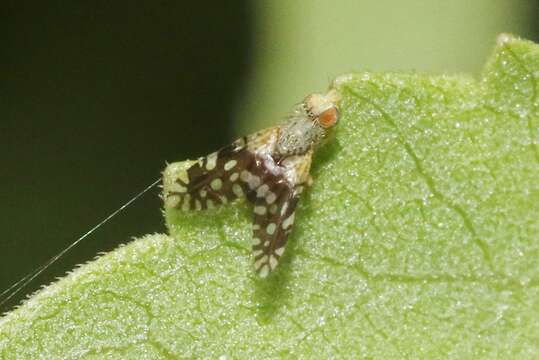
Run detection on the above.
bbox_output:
[1,34,538,359]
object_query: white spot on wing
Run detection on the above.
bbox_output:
[254,206,267,215]
[206,152,218,170]
[232,183,243,197]
[265,191,276,204]
[248,175,261,190]
[224,160,237,171]
[282,213,295,229]
[259,265,270,278]
[240,170,251,182]
[253,249,263,257]
[274,247,285,256]
[211,178,223,191]
[234,137,246,147]
[269,255,278,270]
[241,170,261,189]
[256,184,269,198]
[266,223,276,235]
[281,202,289,216]
[178,171,189,184]
[254,255,268,269]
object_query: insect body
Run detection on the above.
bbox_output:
[164,89,340,277]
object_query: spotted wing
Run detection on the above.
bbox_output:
[168,137,253,211]
[249,152,312,277]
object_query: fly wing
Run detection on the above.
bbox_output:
[166,137,254,211]
[249,151,313,277]
[251,182,303,277]
[166,128,313,278]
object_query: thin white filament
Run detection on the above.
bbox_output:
[0,177,162,309]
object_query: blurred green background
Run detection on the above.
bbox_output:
[1,1,537,312]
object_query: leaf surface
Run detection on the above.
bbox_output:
[1,34,538,359]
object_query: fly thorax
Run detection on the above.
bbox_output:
[276,119,324,157]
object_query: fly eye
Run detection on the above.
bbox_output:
[318,106,339,128]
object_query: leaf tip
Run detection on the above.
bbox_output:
[331,73,355,89]
[496,33,516,46]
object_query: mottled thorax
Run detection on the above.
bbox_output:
[276,89,340,158]
[276,117,325,157]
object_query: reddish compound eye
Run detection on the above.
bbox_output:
[318,106,339,128]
